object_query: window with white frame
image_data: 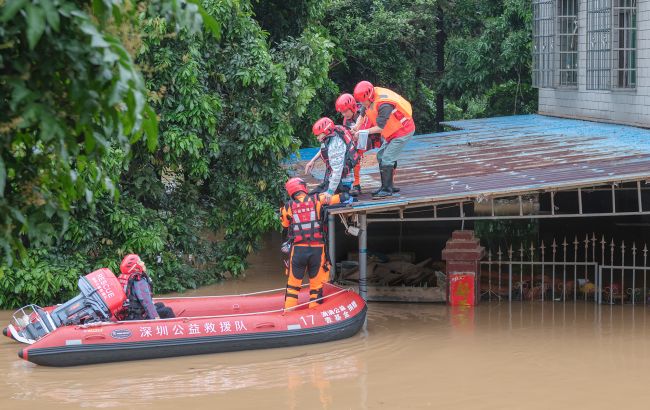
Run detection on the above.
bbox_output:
[558,0,579,87]
[533,0,555,88]
[587,0,612,90]
[612,0,637,88]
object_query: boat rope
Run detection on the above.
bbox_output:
[152,283,347,301]
[104,287,354,325]
[152,287,287,301]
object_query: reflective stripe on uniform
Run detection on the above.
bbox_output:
[288,195,323,244]
[391,108,408,124]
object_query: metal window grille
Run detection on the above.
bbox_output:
[533,0,556,88]
[612,0,637,88]
[558,0,579,87]
[587,0,612,90]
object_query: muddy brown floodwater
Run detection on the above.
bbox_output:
[3,235,650,409]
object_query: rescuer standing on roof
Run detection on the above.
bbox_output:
[333,93,381,196]
[353,81,415,199]
[304,117,360,196]
[280,177,348,309]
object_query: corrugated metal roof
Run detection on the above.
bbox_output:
[287,115,650,215]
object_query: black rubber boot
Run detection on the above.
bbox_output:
[349,185,362,196]
[372,162,386,195]
[372,166,394,199]
[392,162,400,193]
[371,174,384,195]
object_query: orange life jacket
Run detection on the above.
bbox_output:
[289,195,323,244]
[117,272,131,291]
[365,87,413,140]
[114,272,152,320]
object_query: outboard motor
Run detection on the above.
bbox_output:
[8,268,126,344]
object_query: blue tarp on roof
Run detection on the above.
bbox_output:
[442,114,650,151]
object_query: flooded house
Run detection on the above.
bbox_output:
[294,0,650,307]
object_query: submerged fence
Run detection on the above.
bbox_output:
[480,234,650,305]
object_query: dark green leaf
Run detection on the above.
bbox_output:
[40,0,60,31]
[91,0,105,19]
[144,105,159,151]
[25,3,46,50]
[0,156,5,197]
[10,208,25,225]
[44,205,55,219]
[1,0,27,22]
[197,7,221,39]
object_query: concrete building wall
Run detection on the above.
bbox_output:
[538,0,650,127]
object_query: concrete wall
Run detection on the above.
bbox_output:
[538,0,650,127]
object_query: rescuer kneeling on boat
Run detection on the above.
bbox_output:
[281,177,347,309]
[115,254,175,320]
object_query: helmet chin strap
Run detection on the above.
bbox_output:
[138,258,147,272]
[127,258,146,274]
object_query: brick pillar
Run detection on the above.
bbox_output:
[441,230,485,306]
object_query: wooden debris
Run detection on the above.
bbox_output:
[337,254,442,288]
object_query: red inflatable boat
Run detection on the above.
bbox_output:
[4,269,367,367]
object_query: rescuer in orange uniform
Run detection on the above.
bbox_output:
[353,81,415,199]
[334,93,380,196]
[280,177,346,309]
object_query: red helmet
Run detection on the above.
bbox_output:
[120,254,145,275]
[285,177,307,197]
[353,80,375,103]
[335,93,357,113]
[312,117,335,136]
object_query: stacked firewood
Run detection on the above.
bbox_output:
[338,254,443,287]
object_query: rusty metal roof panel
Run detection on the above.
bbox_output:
[287,115,650,214]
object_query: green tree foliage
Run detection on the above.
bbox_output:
[252,0,337,142]
[136,0,333,276]
[0,249,87,307]
[0,0,219,265]
[253,0,322,43]
[320,0,439,134]
[0,0,218,308]
[0,0,333,308]
[123,0,332,274]
[443,0,537,119]
[299,0,536,136]
[0,0,156,265]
